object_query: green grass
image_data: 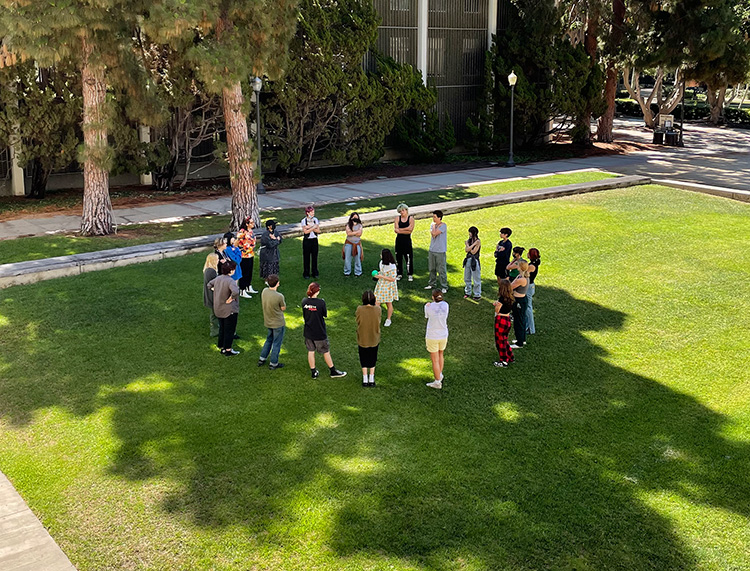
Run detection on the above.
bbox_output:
[0,170,613,265]
[1,185,748,570]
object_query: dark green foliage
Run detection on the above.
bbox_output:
[394,111,456,162]
[262,0,434,173]
[469,0,605,152]
[0,62,81,198]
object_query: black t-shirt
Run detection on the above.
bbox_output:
[497,300,514,314]
[529,258,541,283]
[494,239,512,274]
[302,297,328,340]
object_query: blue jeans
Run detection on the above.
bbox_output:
[463,261,481,297]
[344,243,362,276]
[526,282,536,334]
[260,326,285,365]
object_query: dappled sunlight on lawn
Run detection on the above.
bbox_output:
[0,186,748,569]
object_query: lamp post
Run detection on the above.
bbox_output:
[507,70,517,167]
[253,76,266,194]
[678,73,685,147]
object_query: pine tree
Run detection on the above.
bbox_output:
[0,1,137,235]
[143,0,299,229]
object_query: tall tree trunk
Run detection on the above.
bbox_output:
[599,0,626,144]
[80,35,114,236]
[222,81,259,229]
[706,84,727,125]
[27,158,49,199]
[575,6,600,145]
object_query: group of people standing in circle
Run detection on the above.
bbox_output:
[201,203,541,389]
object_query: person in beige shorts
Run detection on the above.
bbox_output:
[424,289,449,389]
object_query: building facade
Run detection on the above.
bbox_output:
[372,0,498,139]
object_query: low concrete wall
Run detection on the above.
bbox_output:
[655,179,750,203]
[0,175,650,289]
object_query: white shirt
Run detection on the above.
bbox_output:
[301,216,320,239]
[425,301,449,340]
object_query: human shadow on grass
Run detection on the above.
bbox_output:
[0,241,748,569]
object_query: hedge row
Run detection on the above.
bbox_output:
[615,99,750,125]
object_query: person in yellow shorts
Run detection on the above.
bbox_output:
[424,289,449,389]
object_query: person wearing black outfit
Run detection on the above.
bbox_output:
[394,203,415,281]
[510,260,530,349]
[301,206,320,279]
[494,227,513,284]
[526,247,541,335]
[302,282,347,378]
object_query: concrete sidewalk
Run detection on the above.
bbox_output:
[0,161,609,240]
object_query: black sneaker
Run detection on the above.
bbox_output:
[311,368,320,379]
[223,349,240,356]
[233,334,241,340]
[269,363,285,370]
[257,359,266,367]
[330,369,347,378]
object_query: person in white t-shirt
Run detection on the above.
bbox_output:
[424,289,449,389]
[301,205,320,279]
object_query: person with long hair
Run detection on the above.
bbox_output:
[259,219,282,279]
[463,226,482,300]
[425,289,449,389]
[237,217,257,298]
[373,248,399,326]
[493,281,515,367]
[510,261,530,349]
[526,247,541,335]
[356,290,381,387]
[394,203,415,281]
[301,206,320,279]
[223,232,243,284]
[207,260,240,356]
[203,253,220,338]
[494,227,512,285]
[302,282,347,379]
[343,212,364,277]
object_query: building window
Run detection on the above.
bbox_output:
[465,0,480,13]
[390,0,411,11]
[428,36,445,77]
[389,36,410,63]
[462,37,483,80]
[429,0,447,11]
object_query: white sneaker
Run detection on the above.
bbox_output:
[424,285,434,290]
[426,380,442,390]
[408,275,413,282]
[248,286,258,293]
[441,288,448,294]
[384,319,392,327]
[510,343,522,349]
[240,290,252,298]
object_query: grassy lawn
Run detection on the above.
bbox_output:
[1,185,748,570]
[0,170,614,265]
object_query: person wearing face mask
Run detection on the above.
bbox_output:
[343,212,364,277]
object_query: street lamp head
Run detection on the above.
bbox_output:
[253,76,263,93]
[508,70,517,87]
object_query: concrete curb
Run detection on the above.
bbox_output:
[655,179,750,202]
[0,175,649,289]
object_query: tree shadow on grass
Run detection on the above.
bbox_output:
[0,239,748,569]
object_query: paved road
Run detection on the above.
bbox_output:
[1,118,747,241]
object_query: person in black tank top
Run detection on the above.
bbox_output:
[394,204,414,281]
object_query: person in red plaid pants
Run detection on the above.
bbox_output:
[493,281,515,367]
